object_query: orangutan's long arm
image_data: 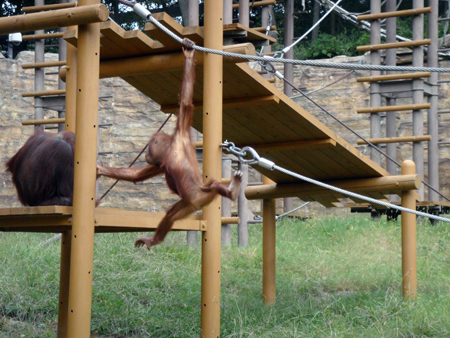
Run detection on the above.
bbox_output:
[97,164,163,183]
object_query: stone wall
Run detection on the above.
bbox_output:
[1,51,450,217]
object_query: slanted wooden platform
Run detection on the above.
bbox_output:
[62,16,392,208]
[0,206,206,233]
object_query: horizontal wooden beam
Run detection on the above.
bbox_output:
[22,89,66,97]
[245,174,421,200]
[22,32,65,41]
[356,72,431,82]
[0,4,108,35]
[356,135,431,145]
[357,39,431,52]
[22,118,65,126]
[356,103,431,113]
[99,43,255,78]
[232,0,276,9]
[253,25,277,32]
[0,207,206,232]
[22,2,77,13]
[237,138,336,152]
[22,60,66,69]
[357,7,431,21]
[221,217,240,224]
[161,94,280,114]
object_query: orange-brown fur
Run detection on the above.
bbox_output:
[97,43,242,248]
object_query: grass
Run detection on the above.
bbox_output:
[1,214,450,337]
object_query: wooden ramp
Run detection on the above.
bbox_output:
[63,16,391,207]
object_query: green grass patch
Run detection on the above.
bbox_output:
[1,214,450,337]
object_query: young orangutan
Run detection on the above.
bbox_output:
[97,41,242,248]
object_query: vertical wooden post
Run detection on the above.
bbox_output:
[385,0,397,177]
[237,162,249,247]
[201,0,223,336]
[58,0,68,132]
[221,158,232,245]
[369,0,381,165]
[58,3,77,335]
[262,176,276,305]
[238,0,249,26]
[412,0,424,199]
[283,0,293,213]
[186,0,199,247]
[66,0,100,336]
[427,0,439,201]
[401,160,417,299]
[34,0,45,132]
[57,233,71,338]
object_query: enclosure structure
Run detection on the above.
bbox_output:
[348,0,450,218]
[0,0,422,337]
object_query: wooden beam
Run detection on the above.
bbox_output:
[22,60,67,69]
[356,135,431,145]
[253,25,277,32]
[22,89,66,97]
[357,103,431,113]
[245,174,421,200]
[22,2,77,13]
[221,217,240,224]
[357,39,431,52]
[232,0,276,8]
[22,118,65,125]
[356,72,431,82]
[22,32,65,40]
[0,4,108,35]
[357,7,431,21]
[161,95,280,114]
[99,43,255,78]
[239,138,337,152]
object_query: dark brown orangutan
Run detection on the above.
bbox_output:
[6,129,76,206]
[97,42,242,248]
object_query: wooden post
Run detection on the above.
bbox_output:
[237,162,249,247]
[412,0,425,199]
[262,176,276,304]
[385,0,397,177]
[283,0,294,213]
[34,0,45,133]
[401,160,417,299]
[221,158,232,245]
[369,0,381,165]
[427,0,439,201]
[185,0,199,247]
[239,0,249,26]
[58,3,77,335]
[57,232,71,338]
[58,0,68,132]
[201,0,223,335]
[66,0,100,336]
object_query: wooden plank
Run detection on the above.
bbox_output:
[144,12,185,50]
[223,23,277,43]
[357,7,432,21]
[22,89,66,97]
[22,60,66,69]
[356,135,432,145]
[22,2,77,13]
[22,32,65,40]
[357,72,431,82]
[242,138,337,152]
[357,103,431,113]
[22,118,65,125]
[357,39,431,52]
[161,95,280,114]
